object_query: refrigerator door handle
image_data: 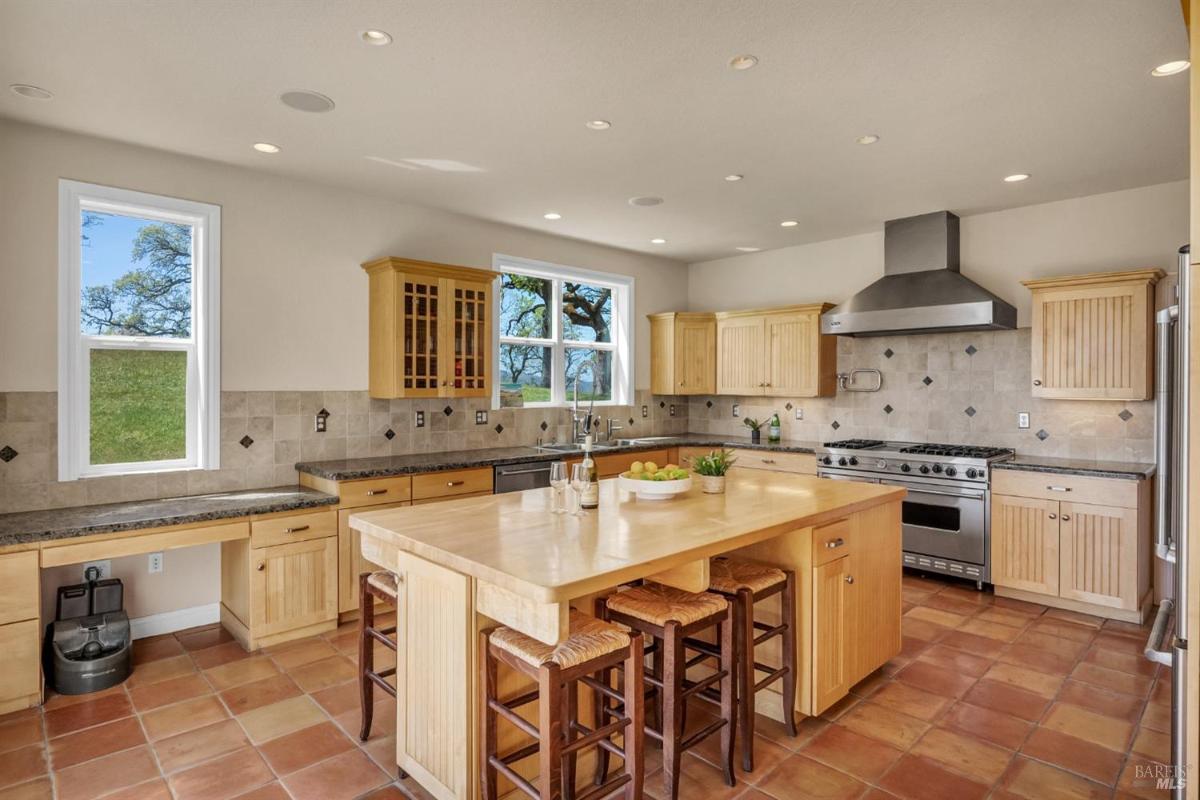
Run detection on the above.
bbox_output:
[1144,598,1175,667]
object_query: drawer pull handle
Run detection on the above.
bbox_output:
[1048,513,1057,520]
[1061,514,1071,522]
[256,563,265,572]
[366,489,389,496]
[826,538,845,549]
[1047,486,1071,492]
[447,480,465,487]
[761,458,776,464]
[284,525,310,534]
[845,575,855,584]
[1033,379,1042,386]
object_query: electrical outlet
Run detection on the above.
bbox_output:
[83,560,111,581]
[1017,412,1030,430]
[475,410,488,425]
[148,552,164,574]
[794,408,804,420]
[315,407,330,433]
[641,405,649,418]
[415,410,425,428]
[669,404,676,417]
[732,403,740,418]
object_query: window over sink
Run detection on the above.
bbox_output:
[493,254,632,408]
[57,180,221,480]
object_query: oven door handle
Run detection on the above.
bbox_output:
[902,486,985,501]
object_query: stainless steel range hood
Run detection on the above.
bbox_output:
[820,211,1017,336]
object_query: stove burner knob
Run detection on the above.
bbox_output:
[876,459,888,470]
[837,457,848,466]
[900,463,911,473]
[821,456,833,465]
[965,467,978,479]
[848,457,859,466]
[918,465,931,474]
[945,466,957,477]
[932,464,943,474]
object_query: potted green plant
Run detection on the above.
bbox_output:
[692,448,736,494]
[743,417,765,444]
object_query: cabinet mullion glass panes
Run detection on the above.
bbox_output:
[453,283,488,392]
[403,280,439,391]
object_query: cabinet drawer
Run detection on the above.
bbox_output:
[0,620,41,707]
[412,467,493,500]
[813,518,852,566]
[251,509,336,548]
[0,551,38,625]
[730,449,817,475]
[992,470,1139,509]
[337,475,413,507]
[593,449,672,478]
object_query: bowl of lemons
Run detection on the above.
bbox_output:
[617,460,692,500]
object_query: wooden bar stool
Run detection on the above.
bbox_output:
[483,610,644,800]
[597,583,735,800]
[358,570,399,742]
[708,556,797,772]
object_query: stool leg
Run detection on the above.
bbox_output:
[482,640,499,800]
[648,637,663,736]
[538,665,564,800]
[718,606,736,787]
[623,633,645,800]
[661,622,684,800]
[591,597,612,786]
[563,681,578,800]
[780,572,799,737]
[736,587,756,772]
[358,574,374,742]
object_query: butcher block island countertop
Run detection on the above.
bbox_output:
[349,471,905,800]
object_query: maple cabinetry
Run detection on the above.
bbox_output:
[648,312,716,395]
[714,304,836,397]
[363,257,499,399]
[1023,269,1164,401]
[0,551,41,714]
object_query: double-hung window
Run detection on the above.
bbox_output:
[494,254,633,408]
[58,180,220,480]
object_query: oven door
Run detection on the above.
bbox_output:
[895,481,987,565]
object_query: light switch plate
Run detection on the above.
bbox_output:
[1017,412,1030,430]
[732,403,740,418]
[794,408,804,420]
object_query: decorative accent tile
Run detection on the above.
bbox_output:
[1118,409,1133,422]
[923,376,933,386]
[0,445,16,462]
[965,344,978,356]
[785,402,793,410]
[964,406,976,417]
[706,400,713,409]
[1036,429,1050,441]
[494,424,504,434]
[239,435,254,448]
[384,429,396,440]
[884,348,895,359]
[659,401,666,409]
[474,410,488,425]
[627,417,635,426]
[831,420,841,430]
[883,404,894,414]
[539,421,548,431]
[443,405,453,416]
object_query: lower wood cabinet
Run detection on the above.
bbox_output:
[1058,501,1141,609]
[0,551,41,714]
[812,554,852,712]
[990,494,1060,596]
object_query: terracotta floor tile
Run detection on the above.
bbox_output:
[894,659,978,699]
[1044,608,1105,629]
[902,586,935,604]
[256,721,354,775]
[54,745,160,800]
[141,694,229,741]
[755,753,866,800]
[869,681,952,722]
[1140,701,1171,733]
[915,644,994,678]
[237,695,327,744]
[40,683,127,711]
[103,778,174,799]
[268,638,340,670]
[127,654,196,688]
[897,636,929,660]
[326,629,357,654]
[1132,727,1170,763]
[168,746,274,800]
[1030,618,1098,643]
[911,726,1014,784]
[0,777,53,799]
[129,673,212,711]
[280,748,391,800]
[688,723,790,783]
[1072,661,1154,696]
[991,596,1047,616]
[132,634,186,665]
[801,723,903,781]
[754,713,827,751]
[999,756,1112,800]
[878,754,990,800]
[288,655,357,693]
[962,680,1050,722]
[848,670,889,698]
[816,693,860,722]
[997,643,1079,676]
[176,624,236,652]
[904,606,969,629]
[153,718,249,774]
[43,691,133,738]
[1021,727,1125,786]
[938,702,1033,750]
[1014,629,1091,659]
[937,630,1008,658]
[838,702,931,749]
[1083,645,1159,678]
[938,586,996,605]
[0,745,47,790]
[975,607,1037,629]
[220,674,302,716]
[1058,679,1146,723]
[1093,630,1151,656]
[47,715,145,770]
[190,641,252,671]
[982,662,1065,699]
[919,592,988,616]
[957,618,1022,642]
[1042,702,1134,752]
[898,617,950,642]
[310,680,361,717]
[204,656,280,691]
[1149,676,1172,705]
[1118,755,1174,799]
[229,783,291,800]
[0,716,42,755]
[360,731,399,774]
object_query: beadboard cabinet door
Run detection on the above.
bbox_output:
[716,314,767,395]
[648,313,716,395]
[991,494,1060,596]
[765,309,835,397]
[250,538,338,639]
[812,555,853,715]
[1058,502,1140,610]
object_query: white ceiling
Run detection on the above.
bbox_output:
[0,0,1189,263]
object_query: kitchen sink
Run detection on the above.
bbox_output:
[613,437,680,446]
[535,442,619,454]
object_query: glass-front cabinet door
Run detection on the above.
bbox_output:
[444,278,490,397]
[401,275,443,396]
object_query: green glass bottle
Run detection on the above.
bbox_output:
[768,412,781,443]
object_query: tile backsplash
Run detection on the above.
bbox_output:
[688,328,1155,463]
[0,389,688,513]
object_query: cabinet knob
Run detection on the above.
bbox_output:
[447,480,465,487]
[1048,513,1057,520]
[256,562,265,571]
[845,575,855,584]
[826,537,845,549]
[1061,514,1071,521]
[1033,379,1042,386]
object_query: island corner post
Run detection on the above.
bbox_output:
[350,471,904,800]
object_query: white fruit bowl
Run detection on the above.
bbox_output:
[617,474,692,500]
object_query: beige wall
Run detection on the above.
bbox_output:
[687,180,1188,323]
[0,118,688,392]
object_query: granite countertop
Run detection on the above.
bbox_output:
[295,433,820,481]
[0,486,338,547]
[994,456,1155,480]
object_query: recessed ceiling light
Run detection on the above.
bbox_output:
[585,120,611,130]
[724,174,744,182]
[252,142,281,154]
[1004,173,1031,182]
[279,90,336,113]
[780,220,799,227]
[1151,60,1190,77]
[736,247,761,252]
[543,212,562,220]
[650,238,667,244]
[361,29,393,46]
[856,134,880,145]
[729,54,759,71]
[10,84,52,100]
[628,196,664,207]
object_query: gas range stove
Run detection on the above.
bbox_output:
[816,439,1014,484]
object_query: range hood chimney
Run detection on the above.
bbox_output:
[820,211,1017,336]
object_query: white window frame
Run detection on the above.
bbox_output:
[492,254,634,409]
[57,180,221,480]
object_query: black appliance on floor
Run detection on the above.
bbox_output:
[47,567,132,694]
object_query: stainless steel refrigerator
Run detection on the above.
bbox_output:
[1146,244,1190,798]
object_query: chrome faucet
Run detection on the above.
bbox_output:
[571,358,598,444]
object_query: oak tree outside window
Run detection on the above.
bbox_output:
[494,255,633,408]
[58,180,220,480]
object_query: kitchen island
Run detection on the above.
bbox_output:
[350,471,904,800]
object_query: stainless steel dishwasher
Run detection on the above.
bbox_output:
[494,462,553,493]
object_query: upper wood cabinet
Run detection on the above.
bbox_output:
[648,312,716,395]
[714,304,836,397]
[362,257,500,399]
[1023,269,1164,401]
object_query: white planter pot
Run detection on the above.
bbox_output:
[697,475,726,494]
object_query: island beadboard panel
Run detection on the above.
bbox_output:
[0,389,688,514]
